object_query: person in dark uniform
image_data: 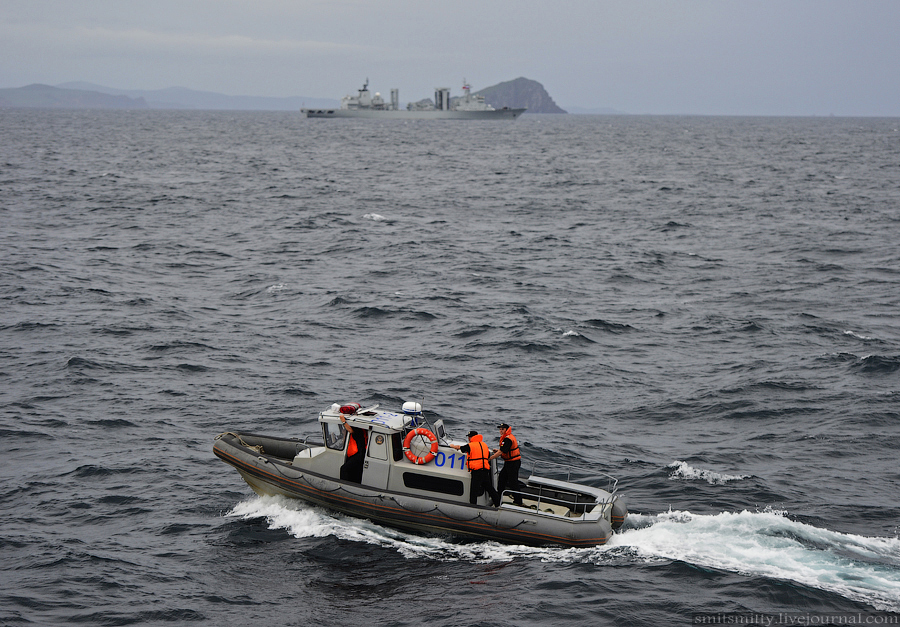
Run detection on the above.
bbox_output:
[339,412,367,483]
[490,423,524,505]
[450,430,500,506]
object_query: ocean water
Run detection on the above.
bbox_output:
[1,109,899,626]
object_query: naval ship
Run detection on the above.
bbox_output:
[302,79,526,119]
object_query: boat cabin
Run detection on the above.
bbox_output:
[294,403,495,506]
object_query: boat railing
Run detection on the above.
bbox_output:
[525,460,619,495]
[495,461,619,515]
[499,483,612,517]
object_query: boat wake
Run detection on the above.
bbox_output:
[227,496,542,562]
[613,509,900,612]
[228,497,900,611]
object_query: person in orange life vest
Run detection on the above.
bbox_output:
[450,430,500,506]
[339,412,367,483]
[489,423,523,506]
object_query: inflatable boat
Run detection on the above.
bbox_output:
[214,401,628,547]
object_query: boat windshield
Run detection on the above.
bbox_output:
[323,422,347,450]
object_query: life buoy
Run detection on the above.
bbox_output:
[403,428,439,465]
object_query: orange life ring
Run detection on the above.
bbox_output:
[403,428,439,465]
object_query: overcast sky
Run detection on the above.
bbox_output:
[2,0,898,116]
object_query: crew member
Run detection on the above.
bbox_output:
[451,431,500,506]
[339,412,367,483]
[490,423,523,506]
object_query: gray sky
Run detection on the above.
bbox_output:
[2,0,898,116]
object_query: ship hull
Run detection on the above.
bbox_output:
[302,108,526,120]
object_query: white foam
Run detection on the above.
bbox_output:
[227,495,524,562]
[668,460,750,484]
[609,509,900,611]
[228,497,900,611]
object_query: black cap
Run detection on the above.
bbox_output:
[466,430,479,438]
[497,423,510,430]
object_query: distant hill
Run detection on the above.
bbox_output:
[0,84,147,109]
[474,77,566,114]
[56,82,338,110]
[0,79,581,113]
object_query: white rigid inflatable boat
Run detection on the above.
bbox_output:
[214,401,627,547]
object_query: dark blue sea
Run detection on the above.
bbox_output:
[1,109,899,626]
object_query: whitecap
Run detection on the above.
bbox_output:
[609,509,900,612]
[668,460,750,485]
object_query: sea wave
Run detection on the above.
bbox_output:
[230,497,900,612]
[612,509,900,612]
[667,460,751,485]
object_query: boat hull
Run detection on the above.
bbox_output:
[214,432,619,547]
[302,108,526,120]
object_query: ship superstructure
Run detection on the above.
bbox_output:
[303,79,525,119]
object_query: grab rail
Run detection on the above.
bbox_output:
[499,485,615,516]
[526,460,619,494]
[499,487,562,513]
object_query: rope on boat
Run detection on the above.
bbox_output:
[335,484,383,499]
[215,432,264,454]
[436,506,486,522]
[269,461,299,478]
[290,471,505,523]
[387,496,440,514]
[293,472,482,521]
[299,474,344,493]
[490,518,532,530]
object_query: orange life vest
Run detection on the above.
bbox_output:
[465,436,490,471]
[499,429,521,461]
[347,429,367,457]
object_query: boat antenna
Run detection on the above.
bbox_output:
[420,395,425,428]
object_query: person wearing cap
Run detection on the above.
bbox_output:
[450,430,500,506]
[490,423,523,506]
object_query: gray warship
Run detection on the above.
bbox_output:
[302,79,526,119]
